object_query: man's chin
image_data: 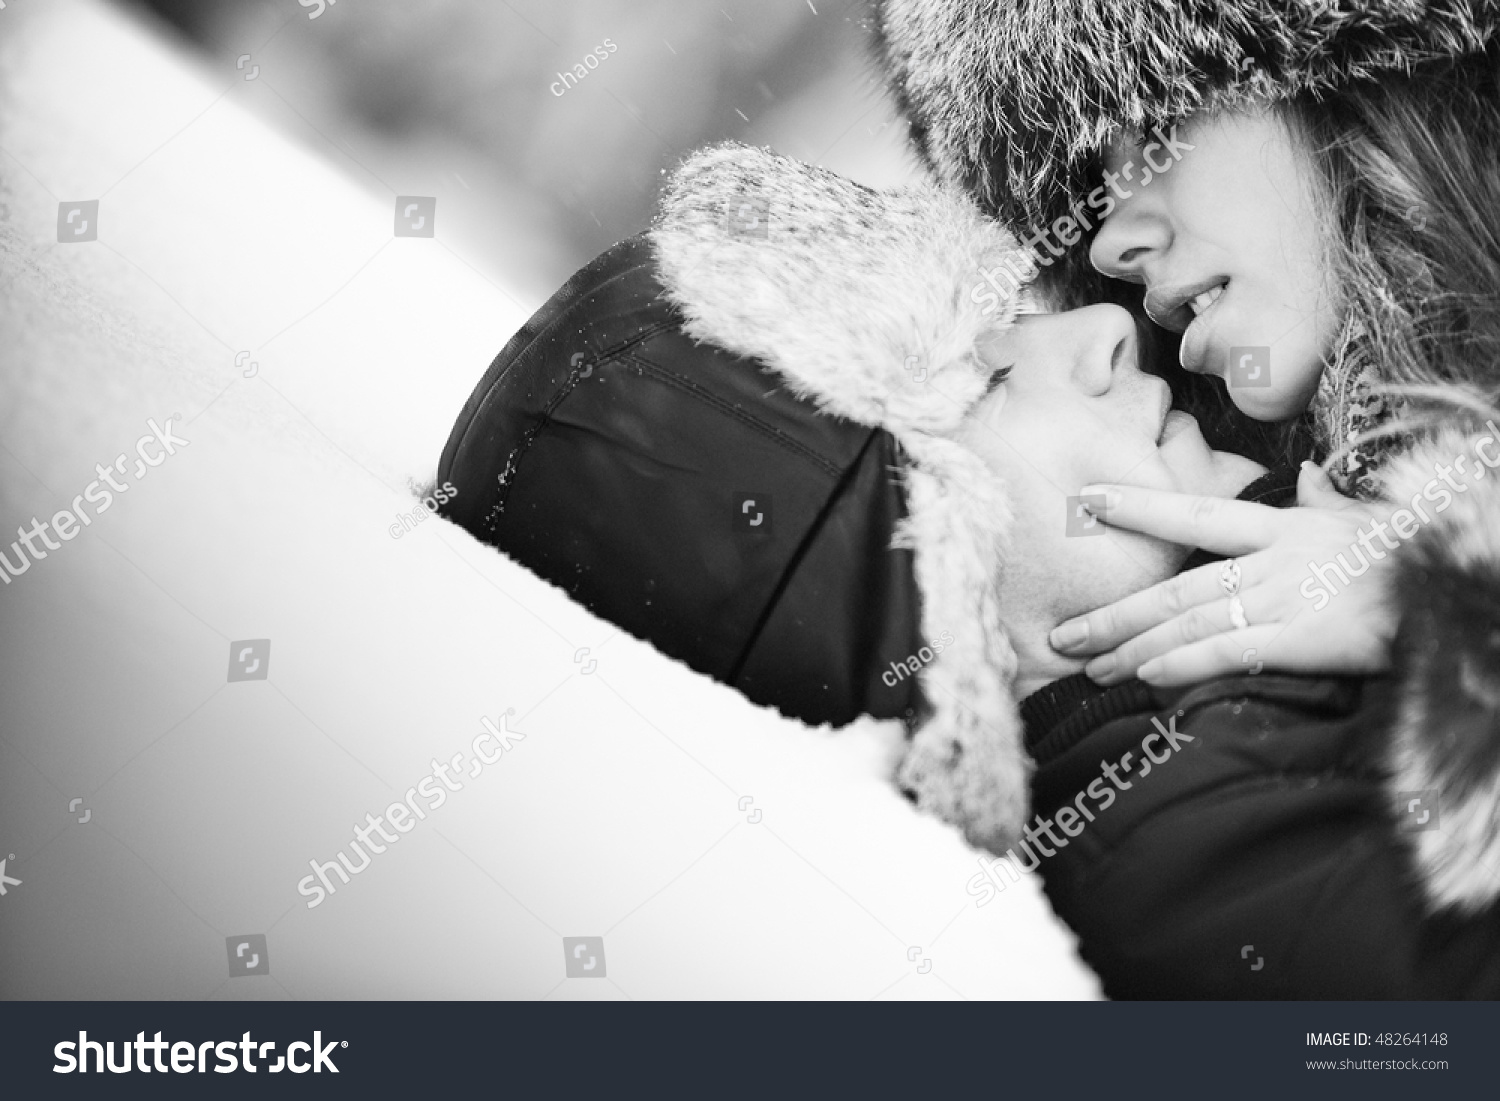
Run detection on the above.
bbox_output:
[1158,415,1267,499]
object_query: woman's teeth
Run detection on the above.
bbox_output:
[1188,284,1225,317]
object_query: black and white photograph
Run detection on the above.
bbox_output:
[2,0,1498,1093]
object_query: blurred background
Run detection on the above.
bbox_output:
[128,0,919,308]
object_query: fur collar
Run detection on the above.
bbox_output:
[650,142,1036,851]
[874,0,1500,229]
[1380,426,1500,914]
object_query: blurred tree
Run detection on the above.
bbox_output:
[128,0,913,300]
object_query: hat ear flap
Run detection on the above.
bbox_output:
[894,436,1029,851]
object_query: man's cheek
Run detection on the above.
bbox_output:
[1110,530,1187,588]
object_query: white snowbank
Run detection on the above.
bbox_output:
[0,0,1098,999]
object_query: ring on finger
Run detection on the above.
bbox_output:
[1228,594,1250,631]
[1218,558,1242,597]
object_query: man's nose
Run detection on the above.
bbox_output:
[1089,197,1172,284]
[1068,303,1139,393]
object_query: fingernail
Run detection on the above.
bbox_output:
[1051,620,1089,652]
[1085,654,1116,682]
[1137,658,1163,683]
[1079,485,1119,510]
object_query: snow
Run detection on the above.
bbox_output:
[0,0,1098,999]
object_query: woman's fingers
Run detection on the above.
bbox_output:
[1132,625,1285,686]
[1051,475,1393,688]
[1051,559,1232,656]
[1134,610,1390,686]
[1081,590,1265,685]
[1078,482,1285,555]
[1295,460,1359,510]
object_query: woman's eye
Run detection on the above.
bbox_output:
[984,365,1013,394]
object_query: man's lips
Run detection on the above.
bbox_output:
[1158,408,1196,445]
[1149,378,1183,445]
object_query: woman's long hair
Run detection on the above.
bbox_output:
[1287,46,1500,471]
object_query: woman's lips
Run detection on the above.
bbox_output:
[1177,286,1226,373]
[1144,277,1225,333]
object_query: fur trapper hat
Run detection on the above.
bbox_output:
[652,142,1038,851]
[874,0,1500,232]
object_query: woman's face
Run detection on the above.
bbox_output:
[958,302,1266,620]
[1088,104,1341,423]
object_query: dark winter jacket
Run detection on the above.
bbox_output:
[1017,671,1500,998]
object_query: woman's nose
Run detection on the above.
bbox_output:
[1089,200,1172,283]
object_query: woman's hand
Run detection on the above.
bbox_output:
[1050,463,1401,686]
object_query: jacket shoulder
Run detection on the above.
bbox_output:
[1029,676,1500,997]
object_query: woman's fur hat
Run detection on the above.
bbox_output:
[874,0,1500,232]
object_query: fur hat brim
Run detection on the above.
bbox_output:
[874,0,1500,230]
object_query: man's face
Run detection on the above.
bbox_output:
[956,301,1267,622]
